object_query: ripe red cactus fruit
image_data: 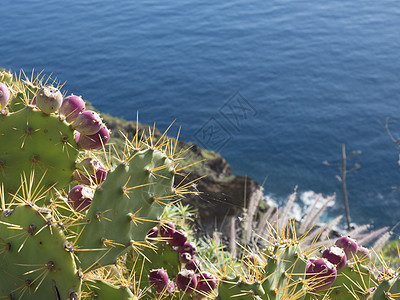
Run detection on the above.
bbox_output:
[243,253,263,268]
[74,130,80,143]
[73,157,107,186]
[356,246,371,263]
[176,269,198,295]
[67,185,94,212]
[178,241,197,256]
[149,269,174,294]
[76,126,110,150]
[30,95,36,106]
[195,272,217,296]
[147,227,159,239]
[335,236,358,259]
[322,246,347,271]
[35,86,63,114]
[306,258,337,292]
[60,95,86,123]
[186,259,202,273]
[179,252,193,264]
[73,110,103,135]
[160,222,175,238]
[377,267,396,281]
[169,229,188,247]
[0,82,11,110]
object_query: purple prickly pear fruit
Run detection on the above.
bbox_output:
[94,167,107,184]
[147,227,158,239]
[68,185,94,212]
[30,95,36,106]
[149,269,174,294]
[73,110,103,135]
[179,252,193,264]
[356,246,371,263]
[76,126,110,150]
[60,95,86,123]
[178,241,197,256]
[169,229,188,247]
[0,82,11,110]
[186,259,202,273]
[72,170,91,185]
[75,157,98,174]
[306,258,337,292]
[243,254,262,267]
[74,131,80,143]
[36,86,63,114]
[196,272,217,295]
[74,158,107,185]
[322,246,347,272]
[167,281,175,293]
[73,169,107,186]
[377,267,396,281]
[176,269,198,295]
[335,236,358,259]
[160,222,175,238]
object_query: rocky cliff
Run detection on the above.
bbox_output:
[101,112,264,235]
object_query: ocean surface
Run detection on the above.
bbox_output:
[2,0,400,236]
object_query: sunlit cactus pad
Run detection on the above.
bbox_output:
[0,107,78,198]
[0,203,80,299]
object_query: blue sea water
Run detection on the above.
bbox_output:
[2,0,400,236]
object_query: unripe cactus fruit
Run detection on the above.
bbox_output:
[68,184,94,211]
[0,69,13,84]
[306,258,337,292]
[76,126,110,150]
[196,272,217,295]
[169,229,188,247]
[335,236,358,259]
[322,246,347,271]
[73,110,103,135]
[60,95,86,123]
[160,222,175,238]
[0,82,10,110]
[176,269,198,295]
[36,86,63,114]
[149,269,174,294]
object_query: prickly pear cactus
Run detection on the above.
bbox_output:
[0,107,79,199]
[217,277,265,299]
[0,68,181,299]
[262,242,307,299]
[74,147,176,270]
[0,203,81,299]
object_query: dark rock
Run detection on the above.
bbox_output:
[101,112,263,235]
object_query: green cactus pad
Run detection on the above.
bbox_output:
[0,107,78,202]
[82,280,134,299]
[262,243,307,300]
[0,204,81,299]
[75,148,175,271]
[371,273,400,300]
[217,276,265,299]
[129,240,181,292]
